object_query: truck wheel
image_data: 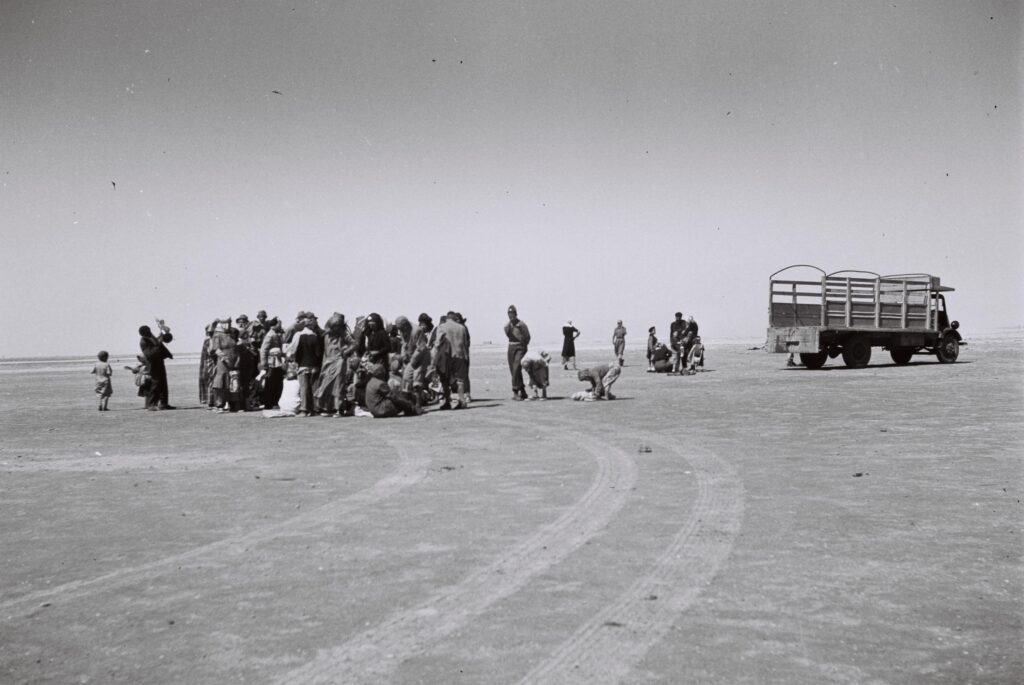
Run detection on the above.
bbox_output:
[889,348,914,365]
[841,337,872,368]
[936,332,960,363]
[800,352,827,369]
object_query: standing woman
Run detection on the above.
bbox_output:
[139,320,174,410]
[561,320,580,370]
[314,313,354,416]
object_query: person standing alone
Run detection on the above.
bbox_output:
[139,320,174,410]
[612,320,627,366]
[504,305,531,401]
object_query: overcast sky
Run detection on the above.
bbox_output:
[1,0,1020,357]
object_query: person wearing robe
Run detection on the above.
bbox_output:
[561,320,579,370]
[199,322,217,406]
[365,363,421,417]
[139,321,174,410]
[504,305,531,400]
[210,321,240,412]
[402,313,434,408]
[669,312,686,374]
[314,313,354,416]
[356,312,390,368]
[646,326,658,372]
[259,318,285,408]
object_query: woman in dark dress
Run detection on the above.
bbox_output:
[561,320,580,370]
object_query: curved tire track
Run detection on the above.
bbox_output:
[518,436,744,685]
[0,431,429,615]
[277,427,638,685]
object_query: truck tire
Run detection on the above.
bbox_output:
[800,352,827,369]
[936,332,960,363]
[889,348,914,365]
[841,337,872,368]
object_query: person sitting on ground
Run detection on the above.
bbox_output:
[577,362,621,400]
[364,362,422,417]
[685,335,705,374]
[262,363,301,418]
[651,342,673,373]
[521,349,551,400]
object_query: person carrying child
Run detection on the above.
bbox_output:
[91,351,113,411]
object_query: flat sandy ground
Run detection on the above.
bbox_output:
[1,340,1021,684]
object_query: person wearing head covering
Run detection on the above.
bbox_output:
[138,320,174,410]
[355,313,390,369]
[290,314,323,417]
[612,320,627,366]
[313,312,354,416]
[521,350,551,400]
[402,313,434,408]
[504,305,531,400]
[364,362,422,417]
[210,319,241,412]
[259,318,286,408]
[561,320,580,370]
[432,311,471,409]
[681,315,700,369]
[577,362,621,400]
[199,321,218,406]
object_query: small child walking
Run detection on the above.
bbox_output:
[91,351,113,411]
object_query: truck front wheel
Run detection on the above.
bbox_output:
[890,348,914,365]
[841,337,872,368]
[936,332,960,363]
[800,352,828,369]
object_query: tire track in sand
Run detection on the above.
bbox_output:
[276,427,638,685]
[0,431,430,615]
[518,436,744,685]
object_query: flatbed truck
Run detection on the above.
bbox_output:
[767,265,963,369]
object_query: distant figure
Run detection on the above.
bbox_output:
[646,326,658,372]
[577,363,621,400]
[612,320,627,366]
[91,351,113,411]
[669,312,686,374]
[561,320,580,370]
[522,350,551,400]
[504,305,531,401]
[139,320,174,410]
[685,336,705,374]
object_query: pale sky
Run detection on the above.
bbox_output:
[1,0,1020,357]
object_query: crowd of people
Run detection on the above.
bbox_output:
[100,308,703,414]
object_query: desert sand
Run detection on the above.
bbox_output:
[1,340,1021,683]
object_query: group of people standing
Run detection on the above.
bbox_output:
[197,309,471,417]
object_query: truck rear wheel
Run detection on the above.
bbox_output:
[889,348,914,365]
[841,337,872,368]
[936,332,960,363]
[800,352,827,369]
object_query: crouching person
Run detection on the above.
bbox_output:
[365,362,423,417]
[521,349,551,400]
[577,363,621,400]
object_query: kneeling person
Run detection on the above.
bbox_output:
[577,363,621,400]
[365,363,422,417]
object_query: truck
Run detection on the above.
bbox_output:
[767,265,964,369]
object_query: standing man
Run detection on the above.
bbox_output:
[669,312,686,374]
[504,305,531,401]
[291,314,323,417]
[612,320,627,366]
[434,310,471,409]
[139,319,174,410]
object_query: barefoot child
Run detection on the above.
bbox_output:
[91,351,113,410]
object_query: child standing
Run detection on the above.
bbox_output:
[91,351,113,411]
